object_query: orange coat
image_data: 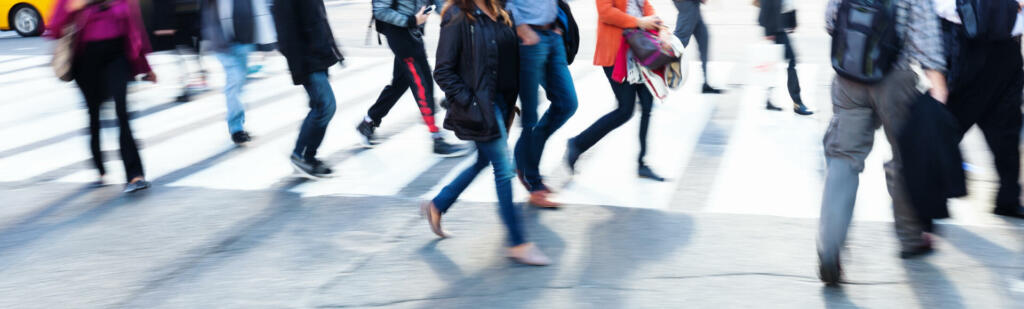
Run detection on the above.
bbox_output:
[594,0,655,67]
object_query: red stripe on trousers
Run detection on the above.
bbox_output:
[404,57,439,133]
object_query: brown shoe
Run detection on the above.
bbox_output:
[529,191,560,208]
[507,243,551,266]
[420,202,448,238]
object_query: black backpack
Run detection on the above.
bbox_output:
[957,0,1018,41]
[831,0,902,84]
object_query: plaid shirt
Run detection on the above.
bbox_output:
[826,0,946,72]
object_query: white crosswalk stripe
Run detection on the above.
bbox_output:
[0,55,1008,227]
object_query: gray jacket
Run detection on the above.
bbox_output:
[372,0,443,29]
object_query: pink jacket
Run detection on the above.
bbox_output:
[47,0,152,75]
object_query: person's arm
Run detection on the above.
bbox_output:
[595,0,660,29]
[433,13,472,106]
[373,0,417,27]
[642,0,655,17]
[825,0,840,35]
[759,0,781,37]
[906,0,948,102]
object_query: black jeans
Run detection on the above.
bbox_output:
[73,39,144,182]
[947,38,1024,210]
[773,31,802,104]
[570,66,654,166]
[368,23,438,133]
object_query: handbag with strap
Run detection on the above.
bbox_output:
[52,23,78,82]
[622,29,678,71]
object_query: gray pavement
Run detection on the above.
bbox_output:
[0,0,1022,308]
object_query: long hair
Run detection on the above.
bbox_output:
[441,0,513,27]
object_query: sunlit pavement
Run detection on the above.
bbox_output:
[0,0,1020,307]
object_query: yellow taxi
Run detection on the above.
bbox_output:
[1,0,56,36]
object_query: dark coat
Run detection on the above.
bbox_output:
[898,94,967,232]
[757,0,782,36]
[271,0,343,85]
[556,0,579,65]
[434,6,518,142]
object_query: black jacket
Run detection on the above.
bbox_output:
[556,0,579,64]
[757,0,785,36]
[898,94,967,232]
[435,6,518,142]
[272,0,343,85]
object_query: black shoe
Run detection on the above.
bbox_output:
[176,93,192,103]
[565,139,581,174]
[433,138,471,157]
[818,253,842,286]
[290,154,333,179]
[993,207,1024,219]
[231,131,252,145]
[123,179,151,193]
[356,121,377,147]
[638,165,666,182]
[766,101,783,111]
[794,103,814,116]
[702,83,723,94]
[899,244,934,259]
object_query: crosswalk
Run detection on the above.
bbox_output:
[0,52,1014,228]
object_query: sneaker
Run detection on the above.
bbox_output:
[766,101,783,111]
[565,138,581,174]
[702,83,723,94]
[231,131,252,145]
[993,206,1024,219]
[638,165,666,182]
[794,102,814,116]
[507,243,551,266]
[290,154,334,179]
[356,121,378,148]
[123,179,151,193]
[433,138,471,157]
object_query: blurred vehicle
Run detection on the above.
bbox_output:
[0,0,55,36]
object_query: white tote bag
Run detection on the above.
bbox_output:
[747,43,785,88]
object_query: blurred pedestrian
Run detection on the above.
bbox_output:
[272,0,341,178]
[47,0,155,193]
[937,0,1024,219]
[672,0,722,94]
[360,0,469,156]
[757,0,812,115]
[201,0,276,145]
[564,0,667,182]
[819,0,948,285]
[150,0,208,102]
[422,0,551,266]
[505,0,579,208]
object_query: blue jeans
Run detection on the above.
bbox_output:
[432,101,524,246]
[293,71,337,160]
[515,30,578,192]
[216,44,255,134]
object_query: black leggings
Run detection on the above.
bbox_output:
[571,66,654,165]
[73,39,144,182]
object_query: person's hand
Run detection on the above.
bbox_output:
[415,6,430,25]
[925,70,948,104]
[67,0,87,11]
[701,0,708,3]
[765,35,776,41]
[154,29,176,36]
[516,24,540,45]
[142,71,157,83]
[637,16,662,30]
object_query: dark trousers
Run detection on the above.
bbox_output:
[293,71,338,160]
[73,39,145,182]
[368,23,438,133]
[773,31,802,104]
[571,66,655,165]
[673,0,710,82]
[947,38,1024,210]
